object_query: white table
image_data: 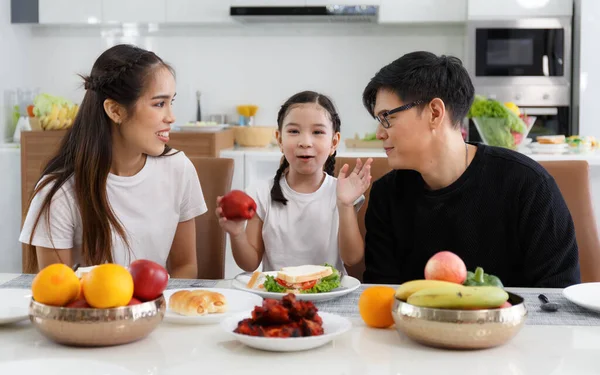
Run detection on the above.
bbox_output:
[0,276,598,375]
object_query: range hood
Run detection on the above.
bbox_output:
[230,5,379,23]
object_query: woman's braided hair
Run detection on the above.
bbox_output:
[270,91,341,205]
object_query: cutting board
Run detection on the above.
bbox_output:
[344,138,383,149]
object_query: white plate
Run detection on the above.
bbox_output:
[563,282,600,312]
[221,311,351,352]
[231,271,361,302]
[162,288,263,325]
[0,288,31,325]
[529,142,568,149]
[0,358,134,375]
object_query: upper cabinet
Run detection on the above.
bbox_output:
[166,0,233,24]
[378,0,467,24]
[102,0,166,24]
[468,0,573,19]
[39,0,102,24]
[230,0,306,5]
[305,0,381,5]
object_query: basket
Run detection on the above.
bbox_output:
[233,126,276,147]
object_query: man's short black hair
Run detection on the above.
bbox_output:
[362,51,475,127]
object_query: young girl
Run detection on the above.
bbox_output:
[19,44,206,278]
[217,91,372,274]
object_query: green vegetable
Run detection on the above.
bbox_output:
[362,132,377,141]
[463,267,504,288]
[467,95,528,149]
[302,263,341,294]
[32,93,73,118]
[263,275,286,293]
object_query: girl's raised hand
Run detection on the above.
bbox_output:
[336,158,373,207]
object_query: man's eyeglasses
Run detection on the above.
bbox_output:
[375,100,424,129]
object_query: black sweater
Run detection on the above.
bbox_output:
[363,143,581,288]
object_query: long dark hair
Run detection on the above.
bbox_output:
[270,91,341,205]
[25,44,175,272]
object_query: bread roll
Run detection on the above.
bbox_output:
[168,290,228,316]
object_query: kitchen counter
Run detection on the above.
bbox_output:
[223,144,600,164]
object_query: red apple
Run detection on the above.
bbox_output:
[65,298,90,308]
[127,297,142,306]
[499,301,512,309]
[128,259,169,301]
[220,190,257,220]
[424,251,467,284]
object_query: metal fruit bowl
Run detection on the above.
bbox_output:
[28,295,166,347]
[392,292,527,350]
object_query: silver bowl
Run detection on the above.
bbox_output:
[29,295,166,347]
[392,292,527,350]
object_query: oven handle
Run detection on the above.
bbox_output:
[520,107,558,116]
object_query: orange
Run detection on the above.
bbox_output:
[358,286,396,329]
[82,264,134,308]
[32,263,80,307]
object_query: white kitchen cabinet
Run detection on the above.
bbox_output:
[39,0,102,24]
[378,0,467,24]
[102,0,166,24]
[468,0,573,19]
[305,0,381,5]
[166,0,233,24]
[230,0,306,6]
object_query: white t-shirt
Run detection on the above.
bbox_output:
[19,150,207,268]
[246,173,364,274]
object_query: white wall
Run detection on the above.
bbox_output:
[24,23,466,139]
[577,0,600,138]
[0,0,32,142]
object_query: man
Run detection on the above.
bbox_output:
[361,51,580,288]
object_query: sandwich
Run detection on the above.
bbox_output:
[247,264,341,294]
[537,135,565,145]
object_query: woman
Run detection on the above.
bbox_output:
[361,51,580,288]
[20,44,206,278]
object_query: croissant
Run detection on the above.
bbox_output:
[168,290,228,316]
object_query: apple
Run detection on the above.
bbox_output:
[220,190,257,220]
[499,301,512,309]
[127,297,143,306]
[128,259,169,301]
[424,251,467,284]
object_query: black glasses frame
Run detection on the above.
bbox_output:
[375,100,425,129]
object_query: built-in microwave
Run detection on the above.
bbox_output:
[467,18,572,87]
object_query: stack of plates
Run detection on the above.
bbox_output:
[529,142,569,154]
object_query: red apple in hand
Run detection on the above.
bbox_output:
[424,251,467,284]
[128,259,169,301]
[220,190,257,220]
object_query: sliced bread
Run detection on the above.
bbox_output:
[277,265,333,284]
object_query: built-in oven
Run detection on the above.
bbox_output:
[466,17,575,139]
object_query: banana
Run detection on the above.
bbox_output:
[395,279,462,301]
[407,285,508,310]
[48,104,59,122]
[40,116,49,130]
[58,106,67,121]
[46,119,61,131]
